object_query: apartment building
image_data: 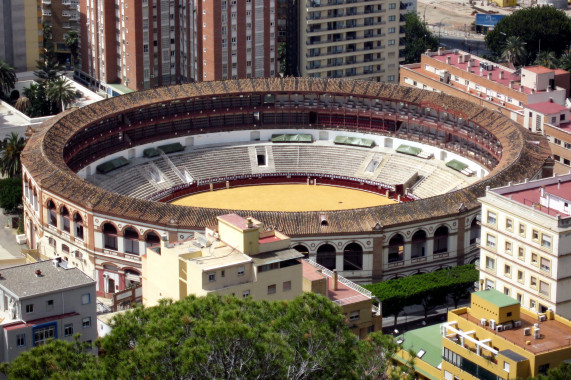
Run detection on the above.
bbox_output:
[478,174,571,319]
[142,213,381,337]
[80,0,279,92]
[395,290,571,379]
[41,0,81,64]
[400,49,568,122]
[523,100,571,174]
[298,0,409,82]
[0,0,40,71]
[0,260,97,362]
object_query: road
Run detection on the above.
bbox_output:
[439,35,493,57]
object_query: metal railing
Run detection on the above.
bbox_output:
[303,258,372,298]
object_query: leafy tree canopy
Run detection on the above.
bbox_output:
[403,13,439,64]
[1,293,408,380]
[0,177,22,213]
[485,6,571,63]
[0,132,26,178]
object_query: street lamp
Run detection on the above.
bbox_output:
[438,17,450,47]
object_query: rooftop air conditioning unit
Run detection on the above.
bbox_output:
[534,328,541,339]
[514,320,522,328]
[490,319,497,330]
[496,325,504,332]
[524,327,531,336]
[480,318,487,326]
[539,314,547,322]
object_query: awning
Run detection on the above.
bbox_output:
[396,144,421,156]
[251,249,305,266]
[446,159,469,172]
[271,134,313,143]
[158,142,185,154]
[334,135,375,148]
[96,156,130,174]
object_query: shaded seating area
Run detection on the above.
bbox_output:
[396,144,433,159]
[143,148,160,158]
[333,136,375,148]
[446,159,475,176]
[96,157,130,174]
[271,134,313,143]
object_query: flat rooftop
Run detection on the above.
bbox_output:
[456,309,571,354]
[301,261,370,306]
[526,101,569,115]
[396,323,443,378]
[187,241,252,271]
[474,289,519,308]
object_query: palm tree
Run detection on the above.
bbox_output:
[35,53,64,83]
[0,132,26,178]
[64,31,79,69]
[535,51,558,69]
[558,51,571,71]
[0,60,16,99]
[501,36,527,68]
[47,77,75,112]
[14,96,31,113]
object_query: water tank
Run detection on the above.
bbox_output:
[537,0,567,9]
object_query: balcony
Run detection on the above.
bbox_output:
[42,9,52,16]
[42,0,51,4]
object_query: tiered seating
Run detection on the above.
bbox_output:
[168,146,253,180]
[412,168,468,199]
[376,155,430,185]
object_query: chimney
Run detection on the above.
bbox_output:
[509,80,514,89]
[467,65,471,73]
[446,57,451,65]
[500,71,504,79]
[35,270,42,277]
[531,89,535,94]
[333,269,339,290]
[458,55,464,64]
[558,179,561,189]
[438,47,443,56]
[470,58,475,67]
[488,72,493,80]
[246,217,254,228]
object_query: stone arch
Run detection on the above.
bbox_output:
[73,212,84,240]
[102,222,118,251]
[316,243,336,270]
[343,242,363,271]
[123,226,140,255]
[292,244,309,257]
[144,230,161,247]
[433,225,449,254]
[47,199,57,227]
[60,205,71,233]
[469,217,480,245]
[411,229,427,258]
[388,233,404,263]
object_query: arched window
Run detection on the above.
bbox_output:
[124,227,139,255]
[125,269,141,288]
[316,244,336,270]
[47,200,57,227]
[293,244,309,257]
[62,244,70,256]
[145,231,160,247]
[102,223,118,250]
[388,234,404,263]
[61,206,70,233]
[343,243,363,271]
[411,230,427,258]
[470,218,480,245]
[74,213,84,240]
[433,226,449,254]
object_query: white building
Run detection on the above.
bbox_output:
[0,260,97,362]
[478,174,571,319]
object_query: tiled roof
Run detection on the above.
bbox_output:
[526,101,568,115]
[21,78,550,235]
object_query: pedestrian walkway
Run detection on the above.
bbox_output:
[0,212,27,267]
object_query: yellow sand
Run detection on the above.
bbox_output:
[171,184,396,211]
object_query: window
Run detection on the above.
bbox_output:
[82,293,91,305]
[531,253,538,265]
[530,276,537,288]
[389,2,396,8]
[541,234,551,249]
[485,278,495,289]
[505,241,512,254]
[486,257,495,269]
[504,264,511,276]
[16,334,25,347]
[486,234,496,248]
[388,40,395,46]
[208,273,216,282]
[487,211,497,225]
[388,15,396,21]
[539,281,549,296]
[504,287,510,296]
[237,266,245,276]
[517,270,524,282]
[242,290,250,298]
[532,229,539,241]
[267,284,276,294]
[519,223,526,235]
[283,281,291,291]
[349,310,360,321]
[34,324,55,346]
[25,304,34,314]
[46,300,54,311]
[388,27,395,33]
[518,247,525,260]
[540,257,550,272]
[530,299,536,309]
[221,270,225,277]
[82,317,91,328]
[517,293,523,302]
[504,361,510,372]
[64,324,74,337]
[505,218,513,231]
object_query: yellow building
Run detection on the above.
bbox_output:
[491,0,516,7]
[395,289,571,379]
[143,214,304,306]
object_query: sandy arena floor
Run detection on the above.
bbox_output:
[171,184,397,212]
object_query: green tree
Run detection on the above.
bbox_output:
[0,177,23,213]
[64,30,80,68]
[501,36,527,67]
[403,13,439,64]
[535,51,558,69]
[278,42,287,75]
[23,82,51,117]
[530,361,571,379]
[0,60,16,99]
[35,52,64,83]
[485,6,571,64]
[558,51,571,72]
[14,96,31,113]
[47,77,76,112]
[0,132,26,178]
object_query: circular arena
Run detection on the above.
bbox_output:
[21,78,550,297]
